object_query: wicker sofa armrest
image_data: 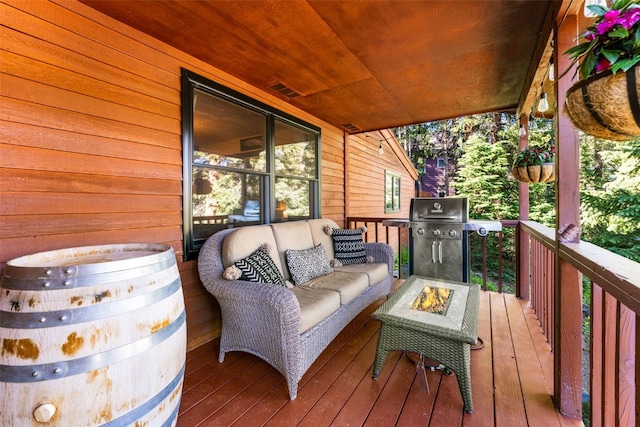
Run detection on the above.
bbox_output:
[364,242,394,276]
[197,228,303,392]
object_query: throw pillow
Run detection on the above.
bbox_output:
[330,227,368,265]
[234,245,286,287]
[285,244,333,286]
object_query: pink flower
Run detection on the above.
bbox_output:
[619,8,640,30]
[597,9,621,34]
[584,30,597,41]
[595,57,612,73]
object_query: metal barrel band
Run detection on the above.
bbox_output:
[1,257,176,291]
[2,244,175,280]
[103,363,185,427]
[0,310,185,382]
[1,277,181,329]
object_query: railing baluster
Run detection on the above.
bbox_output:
[498,231,503,293]
[591,282,603,427]
[603,292,617,426]
[618,302,636,426]
[481,236,487,291]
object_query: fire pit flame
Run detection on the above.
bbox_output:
[411,286,452,315]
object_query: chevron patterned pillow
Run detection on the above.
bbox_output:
[234,246,286,286]
[331,228,367,265]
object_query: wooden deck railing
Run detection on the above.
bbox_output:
[347,217,519,290]
[347,217,410,279]
[520,220,639,427]
[348,216,639,426]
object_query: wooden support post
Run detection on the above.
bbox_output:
[553,14,583,420]
[517,115,530,300]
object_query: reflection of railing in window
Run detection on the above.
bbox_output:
[193,215,229,225]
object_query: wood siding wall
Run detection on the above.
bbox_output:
[347,130,416,220]
[0,0,417,351]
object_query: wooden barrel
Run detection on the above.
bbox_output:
[0,243,186,426]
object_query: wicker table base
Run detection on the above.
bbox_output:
[372,275,479,413]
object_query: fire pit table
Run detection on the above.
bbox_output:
[372,275,479,413]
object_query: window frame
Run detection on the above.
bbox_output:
[181,69,321,260]
[384,169,401,213]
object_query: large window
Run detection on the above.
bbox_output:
[182,69,320,260]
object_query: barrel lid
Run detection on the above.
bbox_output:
[2,243,175,281]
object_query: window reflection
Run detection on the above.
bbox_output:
[192,168,263,239]
[182,70,321,260]
[274,120,317,178]
[385,170,401,213]
[192,89,266,171]
[274,177,311,221]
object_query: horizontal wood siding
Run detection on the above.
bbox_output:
[0,0,416,351]
[346,131,416,220]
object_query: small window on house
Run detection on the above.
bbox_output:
[385,170,401,213]
[437,157,445,168]
[181,69,320,260]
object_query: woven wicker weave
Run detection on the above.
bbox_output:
[372,276,480,413]
[198,223,394,400]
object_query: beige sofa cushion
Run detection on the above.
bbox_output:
[270,221,315,281]
[307,218,339,261]
[290,286,341,333]
[334,262,389,286]
[221,225,283,275]
[302,271,369,305]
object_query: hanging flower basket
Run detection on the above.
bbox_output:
[511,163,555,184]
[511,147,555,184]
[562,0,640,141]
[565,65,640,141]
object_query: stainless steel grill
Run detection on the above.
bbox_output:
[410,197,469,282]
[409,197,502,283]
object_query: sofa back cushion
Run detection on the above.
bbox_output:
[307,218,339,261]
[270,221,315,281]
[221,225,283,276]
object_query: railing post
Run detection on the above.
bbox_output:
[553,14,582,420]
[517,116,530,300]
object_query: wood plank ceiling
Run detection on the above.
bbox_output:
[82,0,559,133]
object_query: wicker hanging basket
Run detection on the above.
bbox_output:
[511,163,555,184]
[565,65,640,141]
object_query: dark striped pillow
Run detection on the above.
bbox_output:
[332,228,367,265]
[235,246,286,286]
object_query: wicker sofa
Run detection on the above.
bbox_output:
[197,218,394,400]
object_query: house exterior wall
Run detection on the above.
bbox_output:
[0,0,417,350]
[420,157,456,197]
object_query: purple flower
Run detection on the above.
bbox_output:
[584,30,597,41]
[597,9,621,34]
[619,8,640,30]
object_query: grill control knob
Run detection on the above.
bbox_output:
[416,228,425,236]
[448,230,457,237]
[432,229,440,237]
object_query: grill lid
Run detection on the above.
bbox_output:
[410,197,469,223]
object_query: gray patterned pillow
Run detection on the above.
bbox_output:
[285,244,333,286]
[235,246,286,286]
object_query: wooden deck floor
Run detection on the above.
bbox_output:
[177,288,584,427]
